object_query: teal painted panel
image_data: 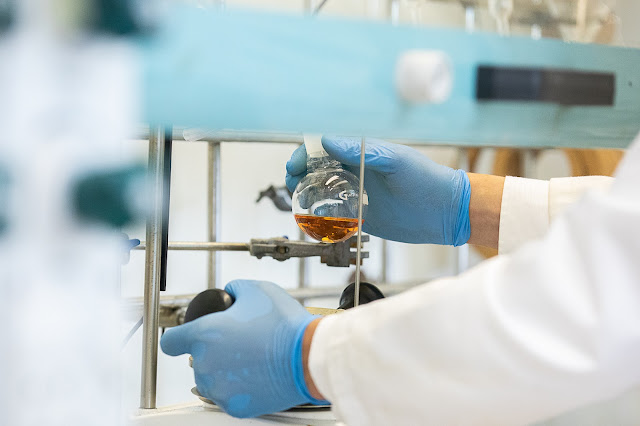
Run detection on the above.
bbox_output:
[141,7,640,148]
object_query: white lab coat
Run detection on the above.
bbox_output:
[308,135,640,426]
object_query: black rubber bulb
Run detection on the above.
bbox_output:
[338,282,385,310]
[183,289,234,323]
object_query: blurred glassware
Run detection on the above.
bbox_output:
[392,0,623,45]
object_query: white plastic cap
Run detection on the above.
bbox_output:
[395,50,453,104]
[304,134,327,158]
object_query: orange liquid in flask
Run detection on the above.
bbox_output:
[294,214,362,243]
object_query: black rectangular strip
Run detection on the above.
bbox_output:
[477,66,615,106]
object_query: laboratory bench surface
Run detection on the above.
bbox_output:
[130,401,342,426]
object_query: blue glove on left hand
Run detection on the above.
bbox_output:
[286,136,471,246]
[160,280,326,418]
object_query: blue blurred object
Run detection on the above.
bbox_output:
[121,235,140,265]
[287,136,470,246]
[160,280,328,418]
[127,238,141,250]
[142,7,640,148]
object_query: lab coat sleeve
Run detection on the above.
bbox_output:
[499,175,613,254]
[308,143,640,426]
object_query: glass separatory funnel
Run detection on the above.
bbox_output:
[292,135,368,243]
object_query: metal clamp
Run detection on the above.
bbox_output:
[135,236,368,267]
[249,235,369,267]
[158,305,187,328]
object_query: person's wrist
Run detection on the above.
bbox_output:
[303,318,325,401]
[466,173,505,249]
[291,316,326,404]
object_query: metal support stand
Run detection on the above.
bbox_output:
[207,142,221,289]
[297,229,306,289]
[134,236,368,267]
[140,126,172,409]
[354,137,366,307]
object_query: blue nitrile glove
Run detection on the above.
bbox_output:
[160,280,327,418]
[286,136,471,246]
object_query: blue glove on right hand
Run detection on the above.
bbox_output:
[160,280,326,418]
[286,136,471,246]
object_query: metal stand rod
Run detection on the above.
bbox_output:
[138,127,304,144]
[354,137,366,307]
[140,127,169,409]
[297,229,306,289]
[134,241,249,251]
[380,239,388,283]
[186,131,302,144]
[207,142,221,289]
[138,126,497,148]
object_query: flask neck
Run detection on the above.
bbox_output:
[307,154,342,172]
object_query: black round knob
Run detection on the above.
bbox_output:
[338,282,385,310]
[184,289,234,323]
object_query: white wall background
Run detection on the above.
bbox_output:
[120,0,640,422]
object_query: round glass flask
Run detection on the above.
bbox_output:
[292,136,368,243]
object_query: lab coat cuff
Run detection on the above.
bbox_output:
[499,176,549,254]
[548,176,614,222]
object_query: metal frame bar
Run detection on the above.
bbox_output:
[136,127,304,144]
[140,127,171,409]
[123,280,434,324]
[207,142,221,289]
[380,239,388,283]
[134,241,249,251]
[297,229,307,289]
[353,137,366,307]
[137,127,594,153]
